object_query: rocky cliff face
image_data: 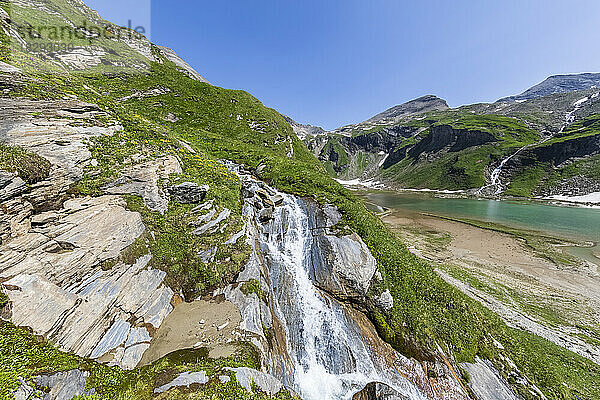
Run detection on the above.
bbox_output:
[498,72,600,102]
[365,95,449,124]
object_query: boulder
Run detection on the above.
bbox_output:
[353,382,410,400]
[375,290,394,312]
[154,371,208,394]
[258,207,274,223]
[103,156,182,213]
[225,367,283,396]
[168,182,208,204]
[35,370,92,400]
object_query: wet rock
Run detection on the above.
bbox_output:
[310,230,377,300]
[103,156,182,213]
[352,382,410,400]
[225,367,283,396]
[375,290,394,312]
[322,204,342,226]
[35,369,92,400]
[154,371,209,393]
[167,182,208,204]
[272,194,284,206]
[258,207,274,223]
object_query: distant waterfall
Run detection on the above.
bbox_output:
[477,94,598,196]
[477,144,531,196]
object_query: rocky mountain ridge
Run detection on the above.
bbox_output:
[301,76,600,200]
[498,72,600,103]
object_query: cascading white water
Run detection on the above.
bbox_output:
[477,94,598,196]
[259,190,426,400]
[479,145,530,195]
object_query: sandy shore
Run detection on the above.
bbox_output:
[381,210,600,347]
[140,298,242,366]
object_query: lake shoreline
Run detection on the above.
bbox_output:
[370,205,600,363]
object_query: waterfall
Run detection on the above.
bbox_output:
[258,192,426,400]
[477,94,598,196]
[477,145,530,196]
[223,160,430,400]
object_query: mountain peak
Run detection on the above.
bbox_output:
[366,95,449,123]
[498,72,600,102]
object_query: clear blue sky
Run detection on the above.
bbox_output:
[87,0,600,130]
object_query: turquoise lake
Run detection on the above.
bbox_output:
[365,192,600,263]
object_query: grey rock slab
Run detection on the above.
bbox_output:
[194,208,216,226]
[225,225,246,245]
[223,285,263,337]
[154,371,209,393]
[12,377,41,400]
[193,208,231,236]
[103,156,182,213]
[125,327,152,347]
[35,369,91,400]
[120,343,151,370]
[461,358,519,400]
[0,173,27,202]
[0,196,173,369]
[90,319,131,359]
[198,247,217,263]
[0,60,21,73]
[225,367,282,396]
